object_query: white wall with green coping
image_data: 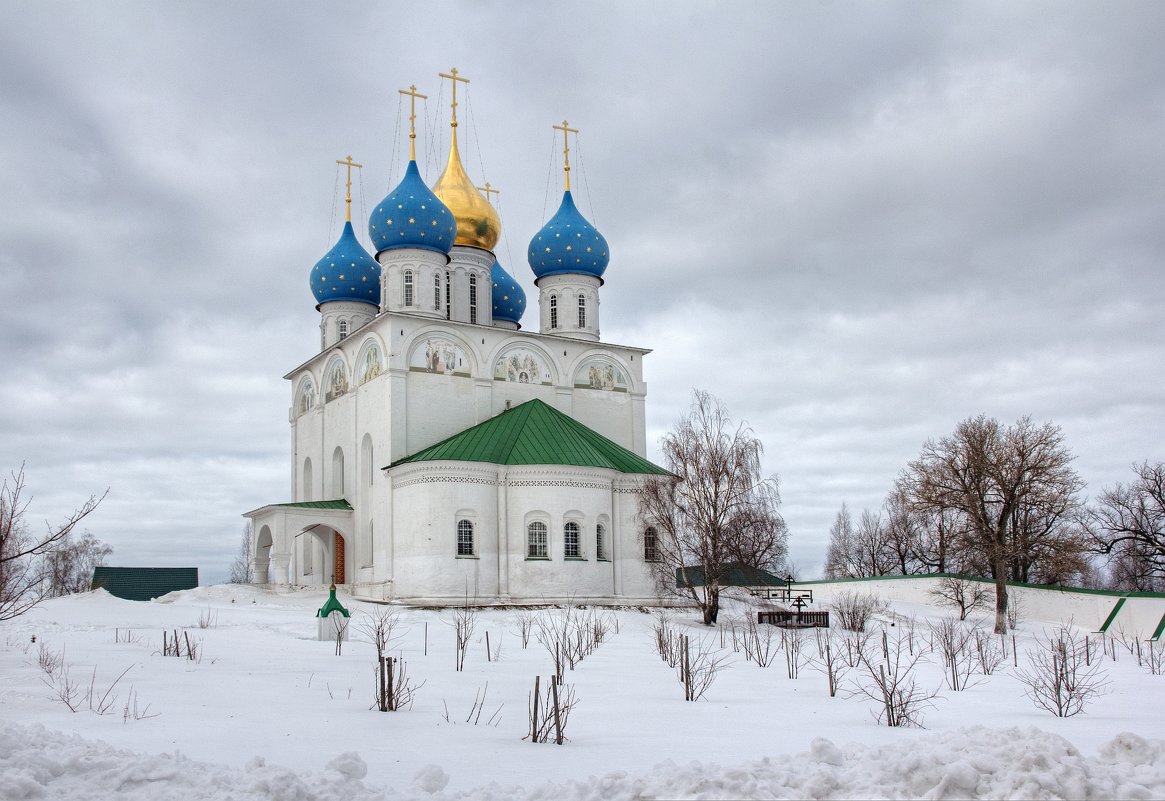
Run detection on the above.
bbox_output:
[793,574,1165,636]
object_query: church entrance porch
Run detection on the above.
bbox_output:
[243,500,355,588]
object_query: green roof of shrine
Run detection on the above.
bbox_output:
[388,399,669,475]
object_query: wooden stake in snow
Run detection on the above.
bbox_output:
[531,676,541,743]
[551,679,563,745]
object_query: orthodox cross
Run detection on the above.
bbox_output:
[552,119,579,191]
[335,155,362,221]
[398,84,427,161]
[438,67,470,131]
[477,181,499,206]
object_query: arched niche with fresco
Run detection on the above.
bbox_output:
[493,345,554,386]
[573,357,629,392]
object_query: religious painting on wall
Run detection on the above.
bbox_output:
[573,358,628,391]
[493,347,553,385]
[360,344,382,385]
[409,338,469,376]
[297,378,315,416]
[325,361,349,402]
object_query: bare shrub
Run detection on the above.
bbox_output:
[782,626,809,679]
[739,614,780,668]
[512,609,536,649]
[122,686,158,722]
[45,663,82,711]
[451,600,478,672]
[526,676,578,745]
[536,605,610,682]
[651,611,682,667]
[931,618,983,691]
[37,642,64,675]
[829,591,887,632]
[372,655,422,711]
[677,633,730,701]
[196,608,218,629]
[847,631,938,727]
[1144,641,1165,676]
[810,629,849,697]
[974,628,1005,675]
[928,576,991,621]
[1016,626,1109,717]
[1006,592,1024,631]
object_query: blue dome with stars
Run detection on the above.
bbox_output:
[310,221,381,306]
[368,160,456,255]
[491,259,526,325]
[528,191,609,281]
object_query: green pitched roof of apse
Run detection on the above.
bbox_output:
[389,399,669,475]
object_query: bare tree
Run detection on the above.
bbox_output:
[823,503,859,578]
[1,465,105,621]
[898,416,1083,634]
[928,576,991,621]
[228,522,254,584]
[639,391,788,624]
[1088,462,1165,591]
[43,531,112,597]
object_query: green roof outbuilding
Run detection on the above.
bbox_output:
[389,398,669,475]
[91,567,199,602]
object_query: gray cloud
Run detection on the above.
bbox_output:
[2,2,1162,581]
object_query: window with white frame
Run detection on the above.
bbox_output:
[404,270,414,306]
[644,526,660,562]
[577,295,586,328]
[338,320,349,340]
[549,295,558,329]
[595,523,606,560]
[445,271,451,319]
[457,519,474,556]
[527,521,548,559]
[469,275,478,324]
[434,273,441,310]
[564,522,581,558]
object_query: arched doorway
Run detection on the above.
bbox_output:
[255,525,273,584]
[300,525,349,586]
[333,531,346,585]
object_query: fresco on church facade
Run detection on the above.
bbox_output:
[574,358,628,391]
[360,344,382,385]
[297,379,315,416]
[410,338,468,375]
[493,348,552,385]
[325,361,348,402]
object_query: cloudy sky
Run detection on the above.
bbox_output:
[3,2,1163,582]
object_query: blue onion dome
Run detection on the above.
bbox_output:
[368,160,456,255]
[491,259,526,325]
[528,190,609,281]
[310,221,381,306]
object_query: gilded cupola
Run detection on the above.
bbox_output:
[430,68,500,252]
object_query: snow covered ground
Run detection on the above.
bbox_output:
[1,585,1163,800]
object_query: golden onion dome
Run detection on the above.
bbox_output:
[432,134,500,251]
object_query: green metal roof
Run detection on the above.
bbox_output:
[389,399,669,475]
[270,499,352,510]
[91,567,199,602]
[317,585,350,618]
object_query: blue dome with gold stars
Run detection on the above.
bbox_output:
[310,221,381,306]
[528,190,609,281]
[491,259,526,325]
[369,160,456,255]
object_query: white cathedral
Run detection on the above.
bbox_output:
[245,75,667,604]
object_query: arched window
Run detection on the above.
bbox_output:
[549,295,558,329]
[302,457,313,501]
[403,270,414,306]
[644,527,659,562]
[361,435,374,487]
[595,523,606,561]
[445,270,451,319]
[564,522,581,558]
[527,521,548,559]
[332,447,345,498]
[457,519,474,556]
[338,320,349,340]
[469,275,478,324]
[577,295,586,328]
[434,273,441,310]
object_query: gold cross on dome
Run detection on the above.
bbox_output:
[398,84,428,161]
[552,119,579,191]
[477,181,499,206]
[438,67,470,129]
[335,155,363,222]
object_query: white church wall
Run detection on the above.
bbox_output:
[391,467,499,600]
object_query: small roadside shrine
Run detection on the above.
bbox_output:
[316,583,350,642]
